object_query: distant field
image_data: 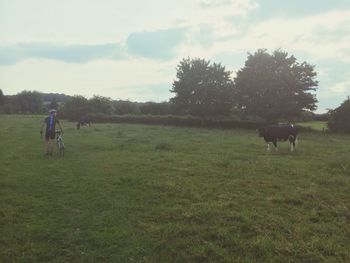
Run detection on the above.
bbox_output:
[1,115,349,262]
[297,121,328,131]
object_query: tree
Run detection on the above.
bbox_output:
[61,95,89,120]
[234,49,318,122]
[139,102,174,115]
[113,100,140,115]
[328,97,350,133]
[0,89,5,107]
[88,95,113,114]
[170,57,234,116]
[14,90,43,113]
[49,97,59,110]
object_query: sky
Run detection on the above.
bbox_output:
[0,0,349,113]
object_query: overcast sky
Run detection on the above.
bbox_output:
[1,0,349,112]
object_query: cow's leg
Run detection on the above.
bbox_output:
[272,140,278,151]
[289,136,294,152]
[289,136,296,152]
[267,142,271,151]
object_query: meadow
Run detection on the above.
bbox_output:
[297,121,328,132]
[0,115,349,262]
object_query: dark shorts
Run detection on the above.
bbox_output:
[45,131,55,140]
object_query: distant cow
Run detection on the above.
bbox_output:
[77,116,91,130]
[258,124,298,152]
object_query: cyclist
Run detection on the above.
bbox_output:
[40,109,64,155]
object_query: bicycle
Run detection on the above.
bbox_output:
[56,130,65,156]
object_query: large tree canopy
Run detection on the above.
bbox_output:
[234,49,318,121]
[170,57,234,116]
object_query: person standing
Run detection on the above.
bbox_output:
[40,109,63,155]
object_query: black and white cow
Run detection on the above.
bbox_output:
[258,124,298,152]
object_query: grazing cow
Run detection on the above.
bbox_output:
[258,124,298,152]
[77,116,91,130]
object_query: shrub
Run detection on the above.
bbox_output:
[83,113,263,130]
[139,102,174,115]
[328,98,350,133]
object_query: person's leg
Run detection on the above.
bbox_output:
[49,138,55,155]
[44,134,50,155]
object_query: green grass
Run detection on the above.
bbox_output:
[1,115,349,262]
[297,121,328,131]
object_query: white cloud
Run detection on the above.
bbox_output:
[318,78,350,101]
[0,0,256,44]
[329,81,350,94]
[0,0,349,108]
[213,9,350,62]
[0,58,174,100]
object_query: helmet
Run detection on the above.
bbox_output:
[49,109,57,113]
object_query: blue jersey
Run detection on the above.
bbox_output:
[44,115,59,134]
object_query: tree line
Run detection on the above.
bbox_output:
[0,90,176,117]
[0,49,349,132]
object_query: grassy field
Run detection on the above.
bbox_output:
[297,121,328,131]
[1,115,349,262]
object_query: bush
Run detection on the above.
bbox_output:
[61,96,89,121]
[83,113,263,130]
[113,100,140,115]
[328,98,350,133]
[139,102,174,115]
